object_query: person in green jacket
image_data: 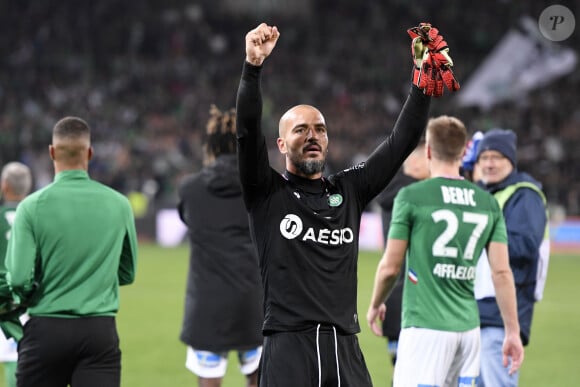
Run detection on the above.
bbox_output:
[5,116,138,387]
[0,161,32,387]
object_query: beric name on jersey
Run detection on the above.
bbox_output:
[441,185,476,207]
[279,214,354,246]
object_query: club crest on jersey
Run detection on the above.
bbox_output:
[328,194,343,207]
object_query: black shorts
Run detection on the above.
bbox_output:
[16,316,121,387]
[259,325,372,387]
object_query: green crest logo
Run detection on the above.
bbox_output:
[328,194,343,207]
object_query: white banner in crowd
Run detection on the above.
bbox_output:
[156,209,188,247]
[456,16,578,110]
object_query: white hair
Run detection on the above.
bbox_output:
[1,162,33,197]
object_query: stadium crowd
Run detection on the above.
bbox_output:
[0,0,578,216]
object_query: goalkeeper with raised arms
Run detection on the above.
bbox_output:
[236,22,459,386]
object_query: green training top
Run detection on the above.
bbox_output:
[5,170,138,317]
[389,177,507,332]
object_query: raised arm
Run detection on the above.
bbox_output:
[236,23,280,209]
[362,86,430,199]
[245,23,280,67]
[361,23,459,200]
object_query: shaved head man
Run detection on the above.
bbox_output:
[5,116,137,387]
[233,22,457,387]
[49,117,93,173]
[276,105,329,178]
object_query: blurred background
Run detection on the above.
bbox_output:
[0,0,578,245]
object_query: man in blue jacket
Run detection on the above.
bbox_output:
[474,129,548,387]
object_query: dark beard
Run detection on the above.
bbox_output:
[294,159,326,176]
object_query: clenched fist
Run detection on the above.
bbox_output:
[245,23,280,66]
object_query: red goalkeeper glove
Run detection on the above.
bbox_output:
[424,25,460,93]
[408,23,460,96]
[408,29,440,96]
[411,51,444,97]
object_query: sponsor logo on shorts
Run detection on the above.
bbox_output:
[239,348,259,364]
[196,352,222,368]
[458,376,479,386]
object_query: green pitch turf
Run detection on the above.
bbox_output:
[1,244,578,386]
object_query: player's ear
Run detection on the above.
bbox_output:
[49,144,55,161]
[276,137,287,154]
[88,146,94,161]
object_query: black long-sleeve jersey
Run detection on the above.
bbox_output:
[236,62,430,335]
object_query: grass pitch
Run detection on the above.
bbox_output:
[1,244,578,386]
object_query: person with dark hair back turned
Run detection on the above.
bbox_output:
[367,116,523,387]
[236,22,460,386]
[5,116,138,387]
[177,105,263,387]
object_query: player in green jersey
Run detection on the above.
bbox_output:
[367,115,523,387]
[0,162,32,271]
[0,162,32,387]
[5,117,138,387]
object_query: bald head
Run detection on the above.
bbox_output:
[1,162,32,200]
[276,104,329,178]
[50,116,93,172]
[278,105,326,138]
